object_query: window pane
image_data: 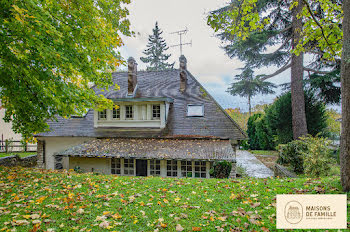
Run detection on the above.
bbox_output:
[113,107,120,119]
[187,105,204,117]
[152,105,161,120]
[98,110,107,119]
[125,105,133,119]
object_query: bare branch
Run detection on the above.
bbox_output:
[259,63,291,80]
[303,67,331,75]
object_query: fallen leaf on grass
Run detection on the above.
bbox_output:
[192,227,202,231]
[217,216,227,221]
[176,224,184,231]
[77,209,84,214]
[12,220,30,226]
[251,202,261,208]
[99,221,109,229]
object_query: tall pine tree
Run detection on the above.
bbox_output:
[208,0,340,140]
[140,22,174,71]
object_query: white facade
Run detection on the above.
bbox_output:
[40,137,93,169]
[69,157,212,178]
[94,101,169,129]
[0,108,22,141]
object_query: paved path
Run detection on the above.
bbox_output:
[236,150,274,178]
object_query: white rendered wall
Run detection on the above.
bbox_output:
[0,108,22,141]
[42,137,93,169]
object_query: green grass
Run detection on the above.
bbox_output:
[250,150,278,156]
[0,152,36,158]
[0,167,349,232]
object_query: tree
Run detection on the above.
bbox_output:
[265,91,328,145]
[140,22,174,71]
[0,0,131,139]
[227,68,276,115]
[207,0,340,140]
[208,0,350,191]
[340,0,350,191]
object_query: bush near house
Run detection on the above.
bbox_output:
[0,167,349,232]
[277,135,337,177]
[265,91,328,145]
[247,113,274,150]
[209,161,232,178]
[246,91,329,150]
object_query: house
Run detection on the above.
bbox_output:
[0,106,22,142]
[35,56,246,178]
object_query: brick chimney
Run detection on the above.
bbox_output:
[179,55,187,92]
[127,57,137,95]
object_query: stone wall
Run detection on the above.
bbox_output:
[274,163,298,178]
[0,154,37,167]
[229,161,237,178]
[36,140,45,168]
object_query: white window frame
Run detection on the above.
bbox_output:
[149,160,161,176]
[98,109,107,120]
[111,158,121,175]
[187,104,204,117]
[125,105,133,120]
[152,104,161,120]
[194,161,207,178]
[166,160,178,177]
[123,158,135,175]
[112,107,120,120]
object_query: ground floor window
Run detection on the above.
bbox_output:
[111,158,121,174]
[181,161,192,177]
[124,158,134,175]
[167,160,178,177]
[150,160,161,176]
[194,161,206,178]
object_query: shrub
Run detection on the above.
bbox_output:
[265,91,328,145]
[247,113,263,150]
[277,140,308,174]
[239,140,250,150]
[277,135,335,177]
[301,136,335,177]
[246,113,274,150]
[209,161,232,178]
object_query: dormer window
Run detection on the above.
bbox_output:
[98,110,107,120]
[112,107,120,119]
[152,104,160,120]
[94,98,172,129]
[187,105,204,117]
[125,105,133,119]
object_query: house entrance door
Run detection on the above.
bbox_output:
[136,159,147,176]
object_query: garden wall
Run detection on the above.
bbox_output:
[0,155,37,167]
[274,163,297,178]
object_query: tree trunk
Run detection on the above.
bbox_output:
[248,94,251,116]
[340,0,350,192]
[290,0,308,139]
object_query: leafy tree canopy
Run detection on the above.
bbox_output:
[0,0,131,139]
[140,22,174,71]
[207,0,342,61]
[227,67,276,114]
[265,91,328,144]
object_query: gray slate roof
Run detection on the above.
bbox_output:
[57,138,236,161]
[37,69,246,140]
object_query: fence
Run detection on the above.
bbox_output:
[0,140,37,153]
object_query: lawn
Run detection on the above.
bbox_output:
[0,167,349,232]
[249,150,279,156]
[0,152,36,158]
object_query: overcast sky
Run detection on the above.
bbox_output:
[118,0,291,111]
